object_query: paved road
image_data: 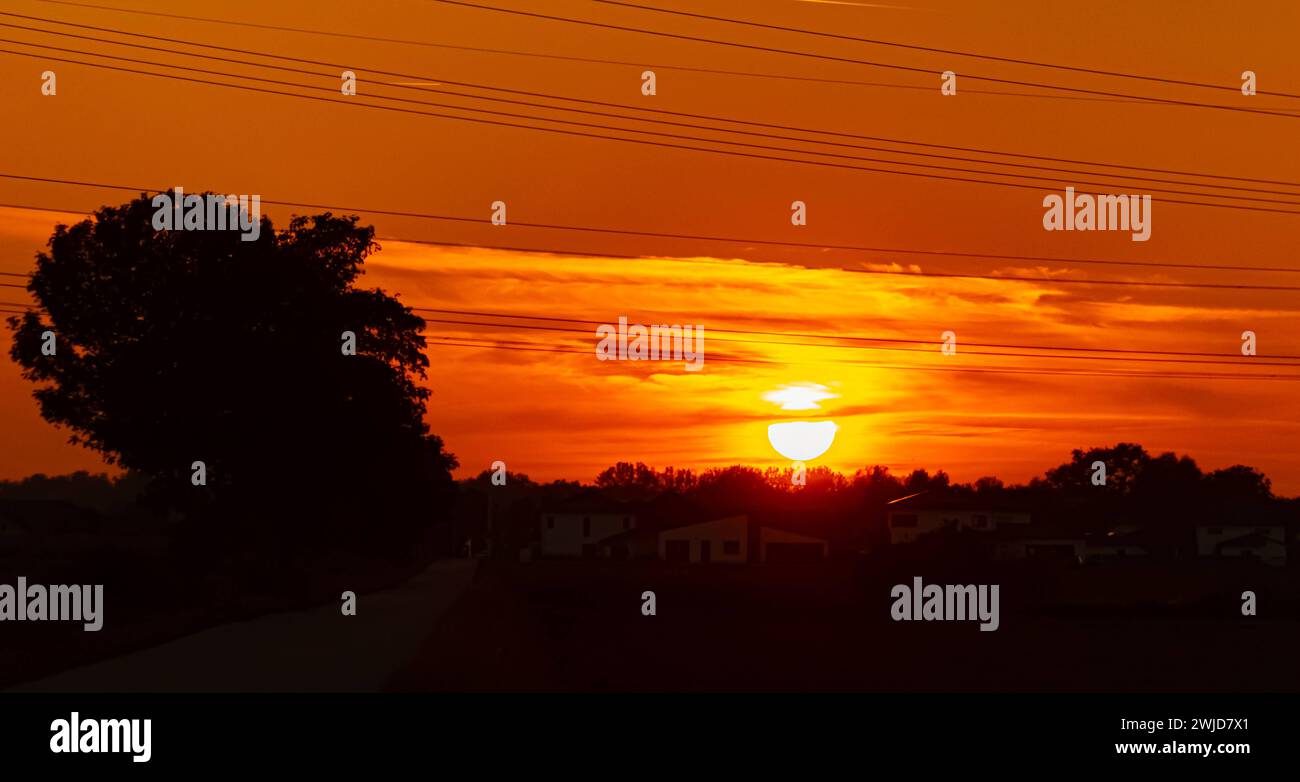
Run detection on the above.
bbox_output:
[10,559,478,692]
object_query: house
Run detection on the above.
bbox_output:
[660,515,748,564]
[886,494,1030,545]
[1196,525,1287,567]
[539,492,635,558]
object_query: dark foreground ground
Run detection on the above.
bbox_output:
[0,545,439,690]
[392,558,1300,692]
[7,551,1296,692]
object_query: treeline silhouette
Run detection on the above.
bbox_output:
[457,444,1296,555]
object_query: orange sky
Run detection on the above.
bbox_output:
[2,0,1298,492]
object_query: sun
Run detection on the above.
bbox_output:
[763,383,839,461]
[768,420,838,461]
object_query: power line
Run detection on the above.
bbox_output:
[0,301,1286,379]
[3,191,1299,292]
[422,336,1300,381]
[6,259,1299,364]
[7,13,1299,190]
[395,241,1300,291]
[28,46,1275,217]
[5,279,1293,372]
[10,25,1300,201]
[430,0,1300,120]
[429,334,777,365]
[406,231,1300,291]
[416,314,1300,368]
[31,0,1300,113]
[15,49,1295,219]
[8,22,1300,201]
[378,231,1300,276]
[591,0,1300,100]
[847,267,1300,292]
[9,251,1296,365]
[409,306,1300,360]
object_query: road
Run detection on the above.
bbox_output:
[9,559,477,693]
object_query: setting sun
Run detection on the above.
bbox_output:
[767,420,839,461]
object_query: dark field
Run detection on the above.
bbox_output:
[393,559,1300,692]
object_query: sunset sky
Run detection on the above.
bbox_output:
[2,0,1299,492]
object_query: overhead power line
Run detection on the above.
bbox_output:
[415,313,1300,368]
[394,239,1300,291]
[4,47,1300,219]
[9,11,1300,190]
[591,0,1300,99]
[6,19,1300,200]
[10,292,1300,368]
[422,337,1300,382]
[30,0,1300,112]
[373,231,1300,276]
[6,293,1283,378]
[7,187,1289,277]
[5,287,1296,374]
[2,191,1299,292]
[16,290,1279,377]
[408,307,1300,360]
[430,0,1300,120]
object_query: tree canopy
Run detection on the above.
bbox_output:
[7,195,457,549]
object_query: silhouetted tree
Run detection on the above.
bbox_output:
[904,468,949,492]
[1040,443,1150,495]
[762,464,846,494]
[0,470,151,514]
[1204,465,1272,503]
[595,461,697,499]
[695,465,774,512]
[595,461,665,499]
[6,195,457,555]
